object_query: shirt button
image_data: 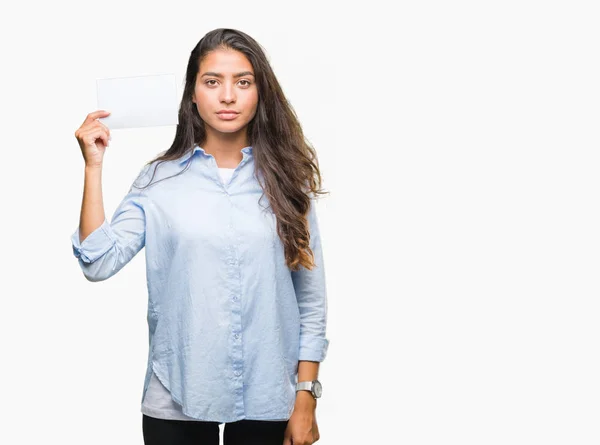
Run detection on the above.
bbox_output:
[234,333,239,339]
[234,370,241,376]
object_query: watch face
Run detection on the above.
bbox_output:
[313,380,322,398]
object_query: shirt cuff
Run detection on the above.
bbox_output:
[298,336,330,362]
[71,219,116,263]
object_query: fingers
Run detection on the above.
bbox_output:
[75,116,111,146]
[97,121,111,141]
[75,122,111,146]
[80,127,109,148]
[82,110,111,126]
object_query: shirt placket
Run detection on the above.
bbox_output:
[215,155,250,417]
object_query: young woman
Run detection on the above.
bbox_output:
[71,28,330,445]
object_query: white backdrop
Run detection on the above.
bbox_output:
[1,1,599,444]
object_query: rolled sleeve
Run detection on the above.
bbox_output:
[71,218,116,263]
[292,198,330,363]
[299,335,330,363]
[70,165,149,282]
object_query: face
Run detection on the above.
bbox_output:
[192,48,259,139]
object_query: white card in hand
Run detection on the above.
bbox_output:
[96,73,179,129]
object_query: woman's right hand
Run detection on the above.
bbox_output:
[74,110,112,168]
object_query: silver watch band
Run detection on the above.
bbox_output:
[296,380,322,398]
[296,381,313,392]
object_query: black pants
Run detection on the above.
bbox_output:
[142,413,289,445]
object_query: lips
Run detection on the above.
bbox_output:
[216,111,240,121]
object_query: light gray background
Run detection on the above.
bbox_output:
[1,1,599,444]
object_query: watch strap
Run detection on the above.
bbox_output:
[296,381,313,392]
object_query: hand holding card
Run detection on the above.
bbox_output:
[96,73,179,130]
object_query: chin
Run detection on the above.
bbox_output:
[209,120,248,134]
[215,125,246,134]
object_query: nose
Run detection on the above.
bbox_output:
[220,82,236,104]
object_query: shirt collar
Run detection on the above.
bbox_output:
[178,145,253,165]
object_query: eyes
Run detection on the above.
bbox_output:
[204,79,252,88]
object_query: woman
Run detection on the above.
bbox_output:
[71,28,330,445]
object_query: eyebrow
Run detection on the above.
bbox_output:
[200,71,255,78]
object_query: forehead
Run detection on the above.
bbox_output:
[199,48,253,73]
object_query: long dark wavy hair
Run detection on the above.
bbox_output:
[134,28,328,271]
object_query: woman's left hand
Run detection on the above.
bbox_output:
[283,393,320,444]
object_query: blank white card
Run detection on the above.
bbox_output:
[96,73,179,129]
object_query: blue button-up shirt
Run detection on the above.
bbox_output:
[70,145,330,422]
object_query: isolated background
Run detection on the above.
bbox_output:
[1,1,599,444]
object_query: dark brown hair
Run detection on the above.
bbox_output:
[135,28,328,271]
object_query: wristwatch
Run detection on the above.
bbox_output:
[295,379,322,399]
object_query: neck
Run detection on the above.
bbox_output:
[202,128,249,165]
